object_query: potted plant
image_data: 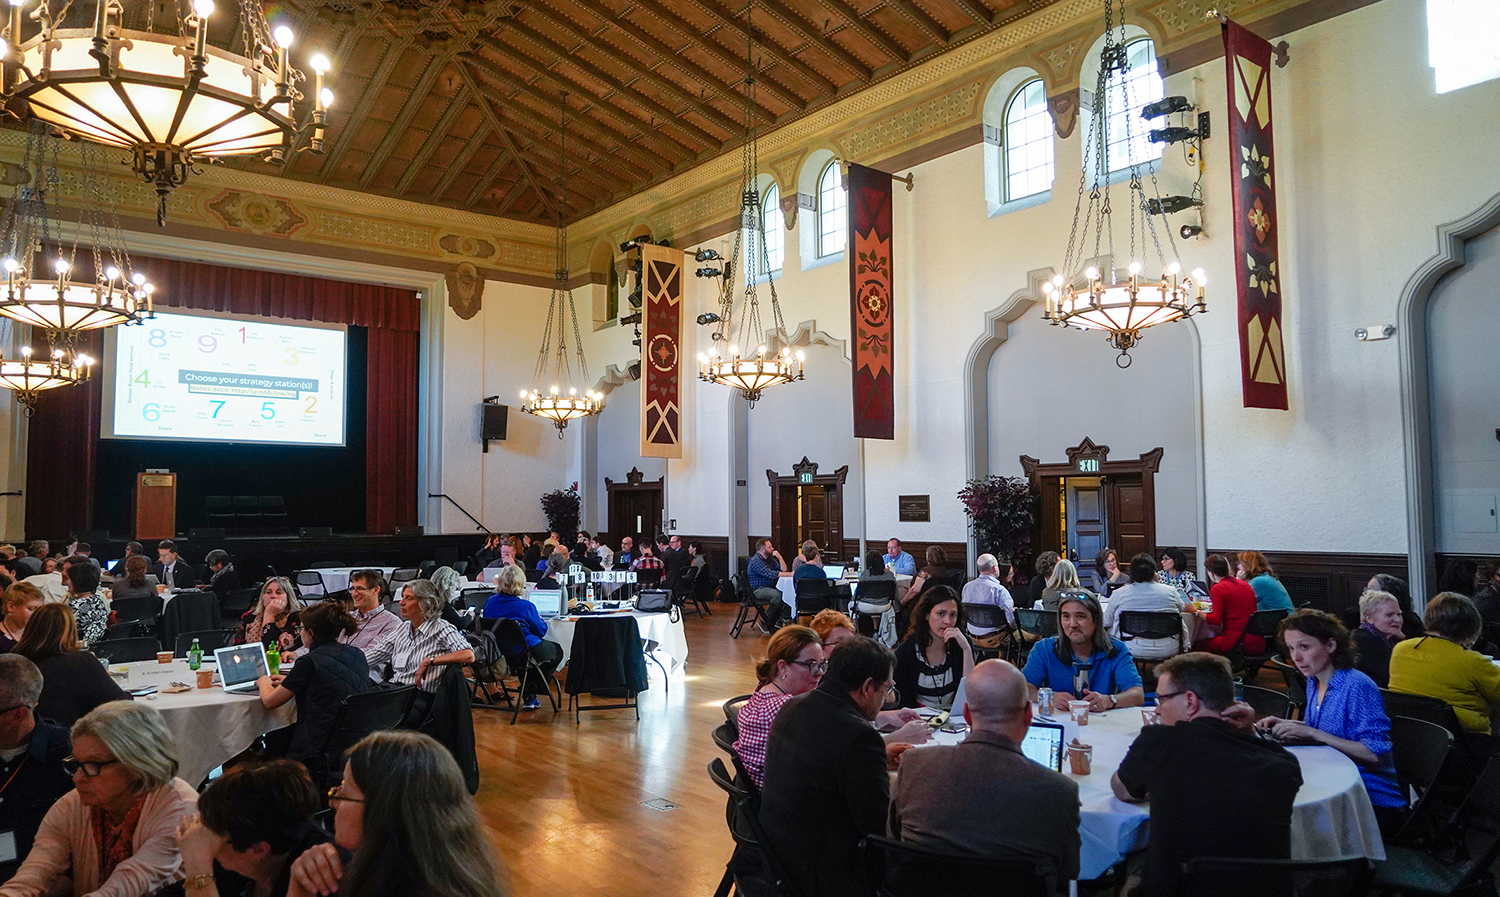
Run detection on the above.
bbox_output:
[540,483,581,540]
[957,475,1038,568]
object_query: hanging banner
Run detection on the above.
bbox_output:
[848,162,895,439]
[640,243,684,458]
[1224,19,1289,410]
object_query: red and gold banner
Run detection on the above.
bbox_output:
[640,243,684,458]
[848,162,895,439]
[1224,19,1289,410]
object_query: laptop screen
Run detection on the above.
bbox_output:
[823,564,846,580]
[528,589,563,617]
[1020,722,1066,772]
[213,643,269,690]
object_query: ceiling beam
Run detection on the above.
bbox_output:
[670,0,838,94]
[947,0,995,25]
[358,55,451,189]
[818,0,911,61]
[393,84,473,195]
[459,61,560,222]
[494,172,535,217]
[752,0,872,80]
[465,149,518,209]
[431,123,491,201]
[318,40,409,180]
[882,0,951,45]
[626,0,821,103]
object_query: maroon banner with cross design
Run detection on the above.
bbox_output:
[1224,19,1289,410]
[640,243,684,458]
[848,162,895,439]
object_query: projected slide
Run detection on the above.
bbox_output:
[108,312,346,446]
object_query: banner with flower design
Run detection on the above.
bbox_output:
[848,162,895,439]
[1225,19,1289,410]
[640,243,684,458]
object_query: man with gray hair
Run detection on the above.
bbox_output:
[890,659,1079,885]
[961,553,1015,638]
[0,654,73,882]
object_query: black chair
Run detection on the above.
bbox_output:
[1381,691,1473,760]
[451,560,469,577]
[308,686,417,788]
[219,586,259,623]
[173,628,236,657]
[233,495,261,520]
[705,748,767,897]
[417,561,437,578]
[961,603,1015,662]
[485,618,561,724]
[673,566,710,618]
[390,568,419,586]
[1374,755,1500,896]
[707,758,806,897]
[1179,855,1373,897]
[723,694,753,735]
[859,834,1051,897]
[111,595,163,624]
[792,576,837,621]
[1232,609,1290,677]
[100,620,141,641]
[162,590,221,649]
[458,588,492,615]
[1117,610,1185,663]
[1241,684,1295,721]
[292,570,326,599]
[1015,608,1057,639]
[93,637,161,663]
[205,495,234,521]
[729,573,774,639]
[258,495,288,528]
[1267,655,1308,716]
[1387,715,1456,849]
[635,567,664,589]
[564,615,648,723]
[850,579,897,638]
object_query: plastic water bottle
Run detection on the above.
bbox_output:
[267,642,281,676]
[188,638,202,671]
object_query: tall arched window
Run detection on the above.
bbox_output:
[1104,39,1164,172]
[817,162,846,258]
[761,183,783,274]
[1004,79,1054,201]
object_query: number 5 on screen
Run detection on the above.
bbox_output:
[261,402,275,420]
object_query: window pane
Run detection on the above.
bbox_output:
[761,184,783,274]
[818,163,846,257]
[1003,79,1054,201]
[1104,40,1164,172]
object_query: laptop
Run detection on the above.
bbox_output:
[823,564,846,580]
[1020,721,1067,772]
[213,643,269,694]
[527,588,564,617]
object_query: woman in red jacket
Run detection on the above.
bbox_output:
[1190,554,1263,654]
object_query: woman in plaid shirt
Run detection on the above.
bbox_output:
[732,625,825,792]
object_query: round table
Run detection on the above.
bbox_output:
[545,610,689,675]
[917,707,1385,880]
[778,573,913,617]
[301,566,398,594]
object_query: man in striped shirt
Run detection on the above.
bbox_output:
[363,579,474,692]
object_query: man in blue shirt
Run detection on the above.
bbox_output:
[1022,593,1144,712]
[883,538,916,577]
[482,566,563,710]
[748,538,786,630]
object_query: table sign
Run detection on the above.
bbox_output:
[129,660,195,686]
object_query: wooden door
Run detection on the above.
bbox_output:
[609,487,662,544]
[1107,475,1152,562]
[773,485,800,558]
[1037,476,1064,557]
[1065,477,1107,580]
[800,486,828,548]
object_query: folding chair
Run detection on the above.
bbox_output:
[861,833,1053,896]
[307,686,417,789]
[93,637,162,663]
[792,577,837,623]
[1374,755,1500,895]
[961,602,1015,662]
[1241,684,1295,721]
[173,629,236,657]
[486,618,561,724]
[292,570,326,599]
[729,573,774,639]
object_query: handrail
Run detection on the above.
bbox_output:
[427,493,490,535]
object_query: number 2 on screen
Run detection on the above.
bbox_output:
[304,396,317,414]
[210,400,225,418]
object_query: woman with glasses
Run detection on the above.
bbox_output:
[287,731,505,897]
[732,625,825,791]
[893,586,975,712]
[0,702,198,897]
[255,603,370,765]
[13,604,130,728]
[237,578,305,655]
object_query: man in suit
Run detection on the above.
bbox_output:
[658,533,689,589]
[154,539,197,589]
[107,541,144,576]
[890,659,1080,886]
[760,636,895,897]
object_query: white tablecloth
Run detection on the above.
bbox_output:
[919,708,1384,880]
[545,610,689,676]
[302,566,398,593]
[778,574,912,617]
[123,664,297,785]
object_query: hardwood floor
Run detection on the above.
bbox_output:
[473,607,762,897]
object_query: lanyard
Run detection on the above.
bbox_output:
[0,753,29,802]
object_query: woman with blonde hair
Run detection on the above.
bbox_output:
[1040,558,1097,612]
[0,702,198,897]
[0,580,45,653]
[732,625,825,791]
[238,577,305,652]
[1351,590,1405,688]
[13,604,130,727]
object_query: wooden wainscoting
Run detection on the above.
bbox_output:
[1170,548,1409,618]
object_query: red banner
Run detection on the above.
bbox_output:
[1224,19,1289,410]
[848,162,895,439]
[640,244,684,458]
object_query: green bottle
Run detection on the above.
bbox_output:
[188,638,202,670]
[266,641,281,676]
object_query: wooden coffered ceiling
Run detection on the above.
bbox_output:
[226,0,1063,225]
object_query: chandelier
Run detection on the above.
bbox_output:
[1040,0,1205,367]
[697,0,803,406]
[0,342,93,413]
[0,0,333,226]
[518,92,601,436]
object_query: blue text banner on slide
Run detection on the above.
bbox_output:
[106,311,347,447]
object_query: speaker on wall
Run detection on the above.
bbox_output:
[481,402,508,453]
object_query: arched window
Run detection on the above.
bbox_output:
[817,162,846,258]
[1104,39,1164,172]
[1003,79,1054,201]
[761,183,783,274]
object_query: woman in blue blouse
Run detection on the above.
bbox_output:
[1257,609,1406,830]
[482,565,563,710]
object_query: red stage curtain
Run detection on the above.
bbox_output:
[23,257,420,537]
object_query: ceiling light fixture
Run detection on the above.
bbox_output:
[0,0,334,226]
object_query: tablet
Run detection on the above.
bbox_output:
[1020,721,1066,772]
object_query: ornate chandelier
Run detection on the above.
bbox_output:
[1041,0,1205,367]
[698,0,802,406]
[0,0,333,226]
[518,92,601,436]
[0,342,93,413]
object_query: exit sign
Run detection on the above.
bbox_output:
[1077,457,1100,473]
[799,471,814,484]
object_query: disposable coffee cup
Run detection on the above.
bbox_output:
[196,669,214,689]
[156,651,173,664]
[1067,742,1094,775]
[1069,700,1090,726]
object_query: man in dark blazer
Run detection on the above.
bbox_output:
[890,659,1081,887]
[153,539,197,589]
[760,636,895,897]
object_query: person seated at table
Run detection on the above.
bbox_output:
[1237,550,1293,612]
[686,541,706,571]
[893,586,975,712]
[0,655,74,885]
[790,541,820,572]
[364,579,474,696]
[174,760,331,897]
[481,565,563,711]
[747,539,785,630]
[901,546,950,608]
[881,539,915,577]
[890,659,1079,887]
[1367,573,1426,639]
[1189,553,1261,656]
[0,701,198,897]
[629,544,664,575]
[1022,593,1144,712]
[13,604,130,728]
[813,610,930,744]
[810,609,856,653]
[106,543,143,578]
[1351,590,1405,688]
[287,732,505,897]
[238,578,305,654]
[1254,609,1406,828]
[337,571,402,675]
[66,563,108,648]
[1039,558,1095,612]
[472,534,502,573]
[429,566,462,601]
[109,556,158,603]
[733,625,825,791]
[153,540,197,590]
[961,555,1015,643]
[1102,555,1185,662]
[1095,547,1129,592]
[23,557,65,604]
[254,603,370,765]
[1156,546,1197,595]
[0,581,45,653]
[535,551,567,591]
[1111,652,1303,897]
[1028,551,1059,611]
[859,551,894,585]
[1389,592,1500,739]
[792,545,827,582]
[203,550,242,602]
[590,537,614,571]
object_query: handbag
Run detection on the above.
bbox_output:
[636,589,672,613]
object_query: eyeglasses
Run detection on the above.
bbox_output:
[787,660,828,675]
[63,756,120,777]
[326,784,365,804]
[1155,690,1189,702]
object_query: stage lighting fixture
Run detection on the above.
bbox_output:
[695,267,723,278]
[1146,195,1204,215]
[694,249,724,262]
[619,312,642,326]
[696,313,721,326]
[627,288,642,308]
[627,361,642,380]
[632,337,642,348]
[655,238,672,247]
[1141,95,1192,120]
[618,235,649,253]
[1180,224,1204,239]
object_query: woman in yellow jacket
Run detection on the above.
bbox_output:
[1389,592,1500,735]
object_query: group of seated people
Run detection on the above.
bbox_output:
[471,530,709,589]
[0,672,505,897]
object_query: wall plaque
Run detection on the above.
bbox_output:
[898,494,930,522]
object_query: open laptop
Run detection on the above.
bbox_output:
[213,643,269,694]
[823,564,846,580]
[527,588,564,617]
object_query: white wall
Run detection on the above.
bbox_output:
[589,376,665,532]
